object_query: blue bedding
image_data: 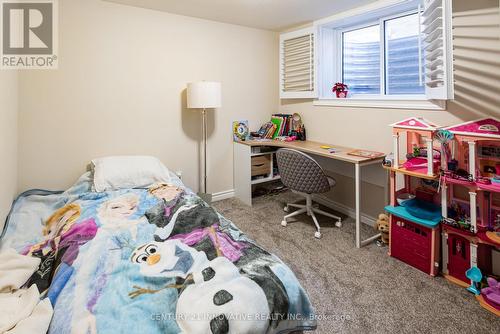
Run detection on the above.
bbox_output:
[0,172,316,334]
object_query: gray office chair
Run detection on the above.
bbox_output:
[276,148,342,239]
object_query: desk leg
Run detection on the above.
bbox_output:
[355,163,361,248]
[355,161,382,248]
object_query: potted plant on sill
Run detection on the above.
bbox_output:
[333,82,348,98]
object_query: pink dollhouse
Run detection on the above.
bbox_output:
[438,118,500,315]
[385,118,442,276]
[385,117,500,316]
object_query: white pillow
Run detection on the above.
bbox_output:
[91,156,171,192]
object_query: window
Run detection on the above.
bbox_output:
[342,25,381,95]
[338,11,424,98]
[279,0,454,107]
[385,14,425,95]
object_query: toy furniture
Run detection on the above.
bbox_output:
[388,117,441,178]
[439,119,500,293]
[478,277,500,316]
[384,118,442,276]
[466,267,483,295]
[276,148,342,239]
[234,139,385,248]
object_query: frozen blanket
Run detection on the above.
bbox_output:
[0,172,316,334]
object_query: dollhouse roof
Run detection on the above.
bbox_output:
[390,117,439,131]
[444,118,500,139]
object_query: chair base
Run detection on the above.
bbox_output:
[282,193,342,238]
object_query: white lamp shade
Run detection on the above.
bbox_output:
[187,81,222,109]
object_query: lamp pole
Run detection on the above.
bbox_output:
[201,108,207,194]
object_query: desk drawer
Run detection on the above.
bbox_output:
[251,155,271,177]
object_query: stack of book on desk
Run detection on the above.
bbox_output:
[271,114,293,138]
[255,122,277,139]
[252,114,301,140]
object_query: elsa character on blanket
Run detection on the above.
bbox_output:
[70,193,147,334]
[96,193,146,239]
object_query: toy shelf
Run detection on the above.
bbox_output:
[383,165,439,180]
[477,231,500,248]
[385,205,441,228]
[444,176,500,193]
[442,224,477,241]
[443,176,476,188]
[478,156,500,163]
[477,183,500,193]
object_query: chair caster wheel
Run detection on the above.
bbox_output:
[281,220,287,227]
[314,231,321,239]
[283,206,289,212]
[335,221,342,228]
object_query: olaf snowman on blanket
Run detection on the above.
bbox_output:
[130,239,270,334]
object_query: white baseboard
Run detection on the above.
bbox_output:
[312,194,377,227]
[212,189,235,202]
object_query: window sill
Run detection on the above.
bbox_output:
[313,98,446,110]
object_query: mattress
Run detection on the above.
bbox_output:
[0,172,316,334]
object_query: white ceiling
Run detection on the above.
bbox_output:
[104,0,379,31]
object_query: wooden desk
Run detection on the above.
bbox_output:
[234,139,385,248]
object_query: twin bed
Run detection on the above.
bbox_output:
[0,157,316,334]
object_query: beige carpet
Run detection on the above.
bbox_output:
[212,191,500,334]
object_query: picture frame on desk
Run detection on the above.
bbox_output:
[233,120,250,142]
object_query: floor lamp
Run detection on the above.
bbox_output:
[187,81,221,203]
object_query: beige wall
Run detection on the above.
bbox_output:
[0,71,18,230]
[280,1,500,218]
[18,0,278,193]
[14,0,500,221]
[454,0,498,12]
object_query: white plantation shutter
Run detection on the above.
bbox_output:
[422,0,454,100]
[280,27,317,98]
